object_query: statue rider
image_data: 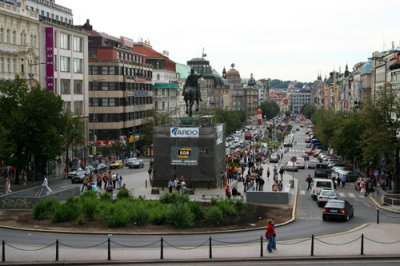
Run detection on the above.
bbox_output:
[182,68,202,102]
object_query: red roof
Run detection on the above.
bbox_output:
[133,43,176,72]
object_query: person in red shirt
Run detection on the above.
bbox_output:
[225,185,231,199]
[266,219,275,253]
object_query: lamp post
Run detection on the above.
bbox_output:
[28,60,45,89]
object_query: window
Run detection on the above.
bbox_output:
[101,83,109,91]
[6,58,10,72]
[101,66,108,75]
[12,31,16,44]
[54,31,57,48]
[74,101,83,116]
[0,28,3,42]
[102,99,108,106]
[54,55,57,71]
[6,29,10,43]
[162,101,165,111]
[63,101,71,113]
[60,79,70,94]
[60,56,70,72]
[12,59,16,73]
[73,80,82,94]
[89,50,96,58]
[60,33,70,50]
[109,98,116,106]
[0,58,3,72]
[73,58,82,73]
[73,37,82,52]
[109,66,116,75]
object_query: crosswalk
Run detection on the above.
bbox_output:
[299,190,359,198]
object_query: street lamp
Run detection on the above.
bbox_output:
[28,60,45,89]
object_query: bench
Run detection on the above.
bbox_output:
[202,194,220,200]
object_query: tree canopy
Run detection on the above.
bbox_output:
[260,100,280,120]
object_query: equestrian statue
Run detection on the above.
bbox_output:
[182,68,202,117]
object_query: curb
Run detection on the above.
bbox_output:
[368,194,400,214]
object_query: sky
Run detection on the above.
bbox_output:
[57,0,400,82]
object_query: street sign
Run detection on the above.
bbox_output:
[290,156,297,163]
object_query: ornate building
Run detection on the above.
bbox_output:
[225,63,244,111]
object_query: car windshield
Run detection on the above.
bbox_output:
[76,170,86,175]
[321,190,335,196]
[325,201,345,208]
[316,181,332,188]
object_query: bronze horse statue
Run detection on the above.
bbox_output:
[183,86,199,117]
[183,68,202,117]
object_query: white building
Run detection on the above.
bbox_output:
[288,91,312,113]
[0,0,40,81]
[25,0,72,24]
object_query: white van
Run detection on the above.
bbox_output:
[311,178,334,200]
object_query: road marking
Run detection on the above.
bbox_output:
[338,192,345,197]
[348,193,355,198]
[300,190,306,195]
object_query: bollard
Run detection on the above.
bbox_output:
[311,235,314,256]
[160,237,164,260]
[55,239,59,261]
[107,238,111,261]
[361,234,364,255]
[260,235,264,257]
[209,237,212,259]
[2,240,5,262]
[377,209,380,224]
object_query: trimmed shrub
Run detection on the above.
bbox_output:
[149,205,171,225]
[52,198,80,223]
[210,197,218,206]
[189,202,205,220]
[117,188,130,200]
[217,199,236,216]
[160,192,189,204]
[168,203,194,228]
[130,203,150,226]
[80,196,98,220]
[100,191,112,201]
[205,206,223,225]
[33,199,60,220]
[99,200,131,227]
[233,199,246,212]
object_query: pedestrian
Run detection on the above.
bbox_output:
[259,176,265,191]
[112,172,117,189]
[97,171,103,190]
[306,174,313,191]
[225,185,231,199]
[271,218,277,250]
[359,179,366,196]
[4,177,12,194]
[273,166,278,180]
[265,219,275,253]
[278,181,283,192]
[168,178,174,193]
[116,172,122,189]
[147,167,153,185]
[279,166,284,181]
[266,168,270,179]
[42,175,52,194]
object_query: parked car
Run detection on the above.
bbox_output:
[269,155,279,163]
[70,169,88,184]
[317,189,337,207]
[295,157,305,169]
[311,178,334,200]
[109,160,124,169]
[96,163,107,172]
[322,199,354,221]
[308,159,319,169]
[84,165,96,174]
[126,157,144,169]
[315,163,329,178]
[284,161,298,172]
[67,168,83,179]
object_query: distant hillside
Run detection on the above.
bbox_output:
[269,79,308,89]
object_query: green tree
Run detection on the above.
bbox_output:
[140,110,172,147]
[311,110,336,147]
[214,109,246,134]
[260,100,280,120]
[301,103,316,119]
[361,85,400,193]
[63,111,84,165]
[0,78,66,182]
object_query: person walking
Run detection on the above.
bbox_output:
[266,167,270,179]
[266,219,275,253]
[271,218,277,250]
[42,175,52,194]
[167,178,174,193]
[4,177,12,194]
[306,174,313,191]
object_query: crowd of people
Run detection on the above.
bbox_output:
[82,170,126,193]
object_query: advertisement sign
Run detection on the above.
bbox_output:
[170,127,199,138]
[171,146,198,166]
[45,27,54,93]
[216,124,223,145]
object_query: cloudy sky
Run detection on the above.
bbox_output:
[57,0,400,82]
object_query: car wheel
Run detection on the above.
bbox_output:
[346,214,350,221]
[322,216,327,221]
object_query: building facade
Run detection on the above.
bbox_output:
[0,0,39,81]
[288,91,312,113]
[84,24,153,142]
[25,0,72,24]
[225,64,244,111]
[133,42,179,117]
